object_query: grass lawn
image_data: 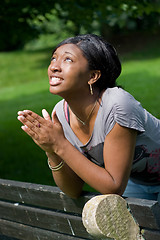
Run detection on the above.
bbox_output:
[0,36,160,190]
[0,47,62,185]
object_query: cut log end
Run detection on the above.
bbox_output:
[82,194,145,240]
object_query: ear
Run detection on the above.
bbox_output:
[88,70,101,85]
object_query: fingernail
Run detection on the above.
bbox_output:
[18,116,25,120]
[21,125,28,130]
[18,111,25,115]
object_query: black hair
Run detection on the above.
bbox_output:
[53,34,121,91]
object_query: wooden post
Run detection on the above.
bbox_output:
[82,194,145,240]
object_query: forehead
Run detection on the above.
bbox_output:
[53,43,85,58]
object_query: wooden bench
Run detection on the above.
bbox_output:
[0,178,159,240]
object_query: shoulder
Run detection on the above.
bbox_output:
[102,87,130,103]
[101,87,145,133]
[104,87,136,103]
[103,87,143,112]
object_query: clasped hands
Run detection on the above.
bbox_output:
[17,109,65,154]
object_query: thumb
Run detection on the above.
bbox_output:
[52,110,59,124]
[42,109,51,121]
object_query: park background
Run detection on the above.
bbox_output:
[0,0,160,191]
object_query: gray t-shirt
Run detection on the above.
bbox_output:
[54,87,160,185]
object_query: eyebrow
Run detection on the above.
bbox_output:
[64,51,76,58]
[53,51,76,58]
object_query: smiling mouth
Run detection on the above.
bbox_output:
[49,77,63,86]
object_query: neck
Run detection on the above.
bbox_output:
[66,89,100,126]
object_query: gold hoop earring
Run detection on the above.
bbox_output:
[90,84,93,95]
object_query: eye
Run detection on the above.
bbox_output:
[51,56,56,62]
[65,57,73,62]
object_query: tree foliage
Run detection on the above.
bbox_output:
[0,0,160,51]
[0,0,56,51]
[55,0,160,35]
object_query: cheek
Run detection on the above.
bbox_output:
[67,69,86,81]
[70,64,90,78]
[78,68,90,80]
[47,66,51,76]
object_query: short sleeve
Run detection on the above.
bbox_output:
[113,89,145,133]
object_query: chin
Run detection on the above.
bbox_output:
[49,86,65,98]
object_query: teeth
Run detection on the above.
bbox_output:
[51,77,61,81]
[50,77,62,86]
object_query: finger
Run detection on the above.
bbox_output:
[17,115,25,123]
[18,110,32,117]
[21,125,38,140]
[17,113,36,127]
[42,109,51,121]
[18,116,40,133]
[18,110,44,125]
[24,110,43,122]
[17,115,28,126]
[52,110,59,124]
[17,111,25,116]
[18,110,41,131]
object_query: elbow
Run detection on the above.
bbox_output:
[100,182,125,196]
[100,189,123,196]
[112,186,125,196]
[67,192,83,199]
[61,189,83,199]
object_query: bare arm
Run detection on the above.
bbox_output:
[46,152,84,198]
[18,109,84,198]
[50,123,137,196]
[17,110,137,198]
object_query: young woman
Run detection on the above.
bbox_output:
[17,34,160,202]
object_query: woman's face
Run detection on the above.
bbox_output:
[48,44,91,98]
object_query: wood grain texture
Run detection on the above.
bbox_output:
[141,229,160,240]
[0,179,160,240]
[0,219,87,240]
[0,178,93,240]
[127,197,160,230]
[82,194,144,240]
[0,178,94,214]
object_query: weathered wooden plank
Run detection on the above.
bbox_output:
[141,229,160,240]
[0,179,94,214]
[127,197,160,230]
[0,219,91,240]
[0,200,92,239]
[1,179,160,240]
[0,234,18,240]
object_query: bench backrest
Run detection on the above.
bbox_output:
[0,178,160,240]
[0,179,95,239]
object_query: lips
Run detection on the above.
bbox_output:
[49,76,63,86]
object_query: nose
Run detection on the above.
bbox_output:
[49,61,61,72]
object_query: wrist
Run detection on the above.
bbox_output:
[46,151,57,159]
[46,139,69,168]
[46,151,62,165]
[47,158,64,172]
[53,138,69,157]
